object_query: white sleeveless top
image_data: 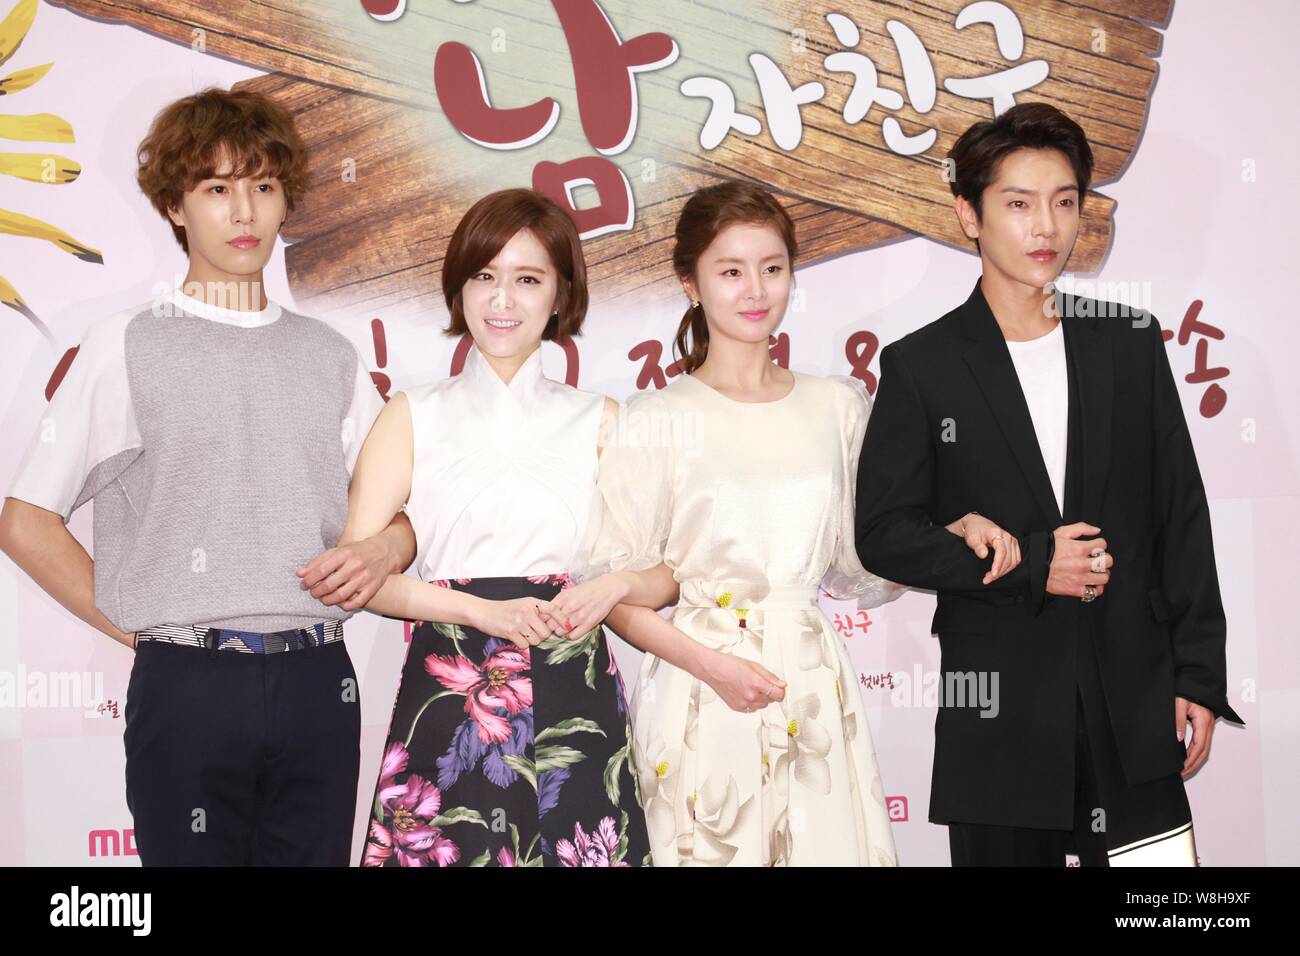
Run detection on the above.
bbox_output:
[402,344,606,582]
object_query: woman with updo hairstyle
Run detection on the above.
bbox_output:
[575,180,998,866]
[304,188,652,867]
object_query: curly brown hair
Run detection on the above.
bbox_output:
[136,87,309,252]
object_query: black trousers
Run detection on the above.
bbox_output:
[948,623,1193,867]
[123,639,361,866]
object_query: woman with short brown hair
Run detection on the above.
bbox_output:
[303,188,652,867]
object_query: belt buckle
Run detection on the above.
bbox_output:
[260,629,299,654]
[204,627,227,656]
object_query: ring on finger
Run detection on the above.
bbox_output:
[1090,554,1107,573]
[1081,584,1097,603]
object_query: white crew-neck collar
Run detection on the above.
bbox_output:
[169,287,283,328]
[1005,320,1063,351]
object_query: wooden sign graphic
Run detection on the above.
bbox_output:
[48,0,1172,320]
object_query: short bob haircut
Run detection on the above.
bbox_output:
[442,188,588,341]
[136,87,309,253]
[947,102,1094,219]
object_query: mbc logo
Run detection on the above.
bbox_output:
[88,829,137,857]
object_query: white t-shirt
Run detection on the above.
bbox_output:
[1005,321,1068,514]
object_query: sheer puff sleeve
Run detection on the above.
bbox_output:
[572,390,677,584]
[822,375,906,608]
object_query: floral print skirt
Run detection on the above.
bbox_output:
[361,574,651,867]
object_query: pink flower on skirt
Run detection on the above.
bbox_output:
[554,817,627,867]
[424,644,533,744]
[363,742,460,867]
[525,572,571,588]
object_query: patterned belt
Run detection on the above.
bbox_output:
[135,620,345,654]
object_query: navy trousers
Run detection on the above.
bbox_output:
[123,637,361,866]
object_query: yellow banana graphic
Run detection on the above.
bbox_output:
[0,0,36,70]
[0,0,98,352]
[0,208,103,263]
[0,272,54,344]
[0,61,50,95]
[0,112,73,142]
[0,151,79,182]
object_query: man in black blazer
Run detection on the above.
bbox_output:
[855,103,1242,866]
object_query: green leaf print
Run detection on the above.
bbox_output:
[537,630,593,664]
[535,717,607,744]
[615,810,629,862]
[501,754,537,789]
[603,742,629,806]
[540,624,603,689]
[428,807,488,829]
[534,744,587,773]
[431,621,467,657]
[508,824,543,867]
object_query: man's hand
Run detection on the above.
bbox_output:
[297,536,399,611]
[1046,522,1113,599]
[540,573,631,640]
[946,512,1022,584]
[1177,696,1215,778]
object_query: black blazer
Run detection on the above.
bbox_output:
[855,279,1242,829]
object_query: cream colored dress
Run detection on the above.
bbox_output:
[578,369,903,866]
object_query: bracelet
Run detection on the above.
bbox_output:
[959,511,980,535]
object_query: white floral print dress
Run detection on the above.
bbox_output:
[578,369,903,866]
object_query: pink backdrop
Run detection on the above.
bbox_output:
[1,0,1293,865]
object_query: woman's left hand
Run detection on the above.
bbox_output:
[541,573,630,640]
[946,512,1022,585]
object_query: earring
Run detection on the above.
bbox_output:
[691,299,700,309]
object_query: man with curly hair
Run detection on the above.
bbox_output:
[0,87,415,866]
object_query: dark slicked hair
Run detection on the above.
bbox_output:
[947,102,1094,219]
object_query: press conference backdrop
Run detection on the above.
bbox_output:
[1,0,1293,865]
